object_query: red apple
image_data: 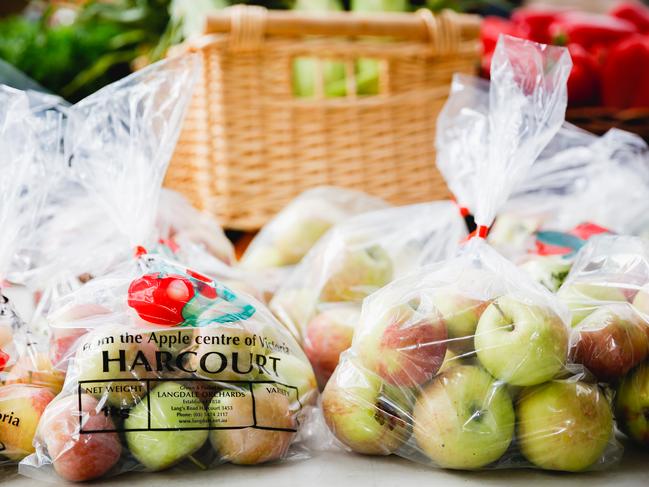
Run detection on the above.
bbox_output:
[41,394,122,481]
[571,305,649,382]
[303,305,359,387]
[358,303,447,387]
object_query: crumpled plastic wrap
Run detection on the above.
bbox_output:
[320,36,621,472]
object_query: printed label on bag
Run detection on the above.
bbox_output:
[77,378,299,434]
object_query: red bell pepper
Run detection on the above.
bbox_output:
[610,1,649,34]
[481,16,525,55]
[550,12,637,49]
[480,17,525,77]
[511,7,566,44]
[602,35,649,109]
[567,43,600,107]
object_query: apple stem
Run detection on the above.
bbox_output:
[187,455,208,470]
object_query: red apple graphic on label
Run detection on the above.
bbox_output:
[128,274,195,325]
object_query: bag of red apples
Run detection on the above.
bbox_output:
[270,199,467,386]
[17,57,317,482]
[557,234,649,451]
[321,35,622,472]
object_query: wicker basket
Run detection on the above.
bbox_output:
[166,6,480,230]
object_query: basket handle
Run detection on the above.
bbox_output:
[205,6,480,46]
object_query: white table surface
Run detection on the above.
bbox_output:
[2,444,648,486]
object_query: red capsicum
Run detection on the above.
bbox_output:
[550,12,637,49]
[601,35,649,109]
[610,1,649,34]
[480,17,526,77]
[567,43,600,107]
[511,7,566,44]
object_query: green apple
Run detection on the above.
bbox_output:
[475,295,568,386]
[125,382,209,471]
[240,246,284,270]
[320,245,393,302]
[558,283,627,326]
[519,256,572,293]
[322,359,410,455]
[74,326,158,407]
[432,289,488,353]
[517,381,613,471]
[412,365,514,469]
[274,218,332,265]
[633,285,649,318]
[615,361,649,447]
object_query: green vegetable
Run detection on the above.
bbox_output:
[351,0,408,95]
[292,0,347,97]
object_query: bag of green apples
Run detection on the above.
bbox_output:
[321,35,622,472]
[19,56,317,482]
[270,199,467,386]
[240,186,388,272]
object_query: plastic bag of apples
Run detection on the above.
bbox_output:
[557,235,649,451]
[240,186,388,272]
[0,86,66,467]
[17,56,317,482]
[270,200,467,386]
[321,35,622,472]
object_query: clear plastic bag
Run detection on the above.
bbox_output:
[270,200,467,386]
[21,253,317,481]
[557,235,649,370]
[556,235,649,450]
[0,86,65,467]
[240,186,388,271]
[19,55,318,481]
[157,188,235,266]
[321,36,620,472]
[490,128,649,258]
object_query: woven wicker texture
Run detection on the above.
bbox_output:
[166,6,480,230]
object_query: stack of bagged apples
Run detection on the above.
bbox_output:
[322,35,626,472]
[1,31,649,483]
